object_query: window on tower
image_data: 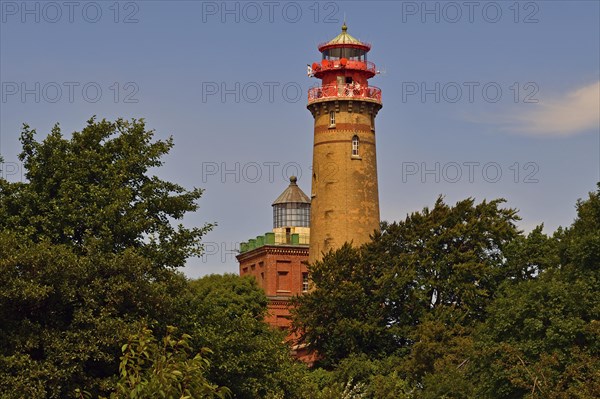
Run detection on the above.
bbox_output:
[329,111,336,127]
[322,48,367,61]
[352,135,360,157]
[302,273,309,292]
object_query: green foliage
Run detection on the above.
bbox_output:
[294,189,599,398]
[472,186,600,398]
[104,325,229,399]
[185,274,308,399]
[0,248,304,398]
[558,184,600,275]
[330,355,412,399]
[503,225,559,280]
[292,244,395,368]
[300,355,412,399]
[0,233,191,398]
[0,118,212,398]
[294,196,520,367]
[472,273,599,398]
[404,310,475,384]
[1,117,213,267]
[372,197,520,325]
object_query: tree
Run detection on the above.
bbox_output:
[409,225,559,398]
[95,325,230,399]
[0,117,212,267]
[293,196,521,367]
[296,188,599,397]
[292,244,395,368]
[472,185,600,398]
[0,233,195,398]
[372,197,520,327]
[502,225,559,281]
[0,118,213,398]
[184,274,308,399]
[326,354,412,399]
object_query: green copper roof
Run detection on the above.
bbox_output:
[320,23,369,49]
[327,23,361,45]
[272,176,311,205]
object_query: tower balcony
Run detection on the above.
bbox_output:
[312,59,377,77]
[307,83,382,105]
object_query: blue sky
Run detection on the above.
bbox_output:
[1,1,599,278]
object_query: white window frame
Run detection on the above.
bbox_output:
[329,111,336,127]
[352,135,359,157]
[302,273,309,292]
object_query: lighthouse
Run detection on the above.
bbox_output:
[236,24,381,363]
[307,23,382,263]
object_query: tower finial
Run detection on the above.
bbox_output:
[342,14,347,32]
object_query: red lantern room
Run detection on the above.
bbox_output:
[308,23,381,104]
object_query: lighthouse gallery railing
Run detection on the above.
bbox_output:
[308,84,382,104]
[313,59,377,74]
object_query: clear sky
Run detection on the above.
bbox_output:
[1,1,599,278]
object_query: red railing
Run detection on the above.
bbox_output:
[318,41,371,51]
[312,60,376,75]
[308,84,382,104]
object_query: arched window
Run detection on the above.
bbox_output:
[352,135,359,156]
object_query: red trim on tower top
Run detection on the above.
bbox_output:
[312,59,377,79]
[318,42,371,52]
[308,84,382,105]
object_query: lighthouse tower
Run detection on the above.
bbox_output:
[307,24,382,263]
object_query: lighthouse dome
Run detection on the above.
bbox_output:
[318,23,371,52]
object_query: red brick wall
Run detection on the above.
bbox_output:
[238,246,313,363]
[238,246,309,297]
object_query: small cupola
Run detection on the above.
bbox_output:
[272,176,311,228]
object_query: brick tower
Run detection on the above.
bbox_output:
[307,24,382,263]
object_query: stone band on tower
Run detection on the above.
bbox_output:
[307,24,382,264]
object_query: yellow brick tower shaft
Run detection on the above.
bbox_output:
[307,24,382,264]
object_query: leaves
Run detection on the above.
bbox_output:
[107,325,230,399]
[2,117,213,268]
[185,274,306,399]
[293,188,599,398]
[293,196,520,367]
[2,116,598,398]
[0,118,211,397]
[473,186,600,398]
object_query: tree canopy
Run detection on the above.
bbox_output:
[1,117,597,398]
[1,118,210,397]
[293,189,600,398]
[1,117,212,267]
[293,196,521,367]
[0,118,304,398]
